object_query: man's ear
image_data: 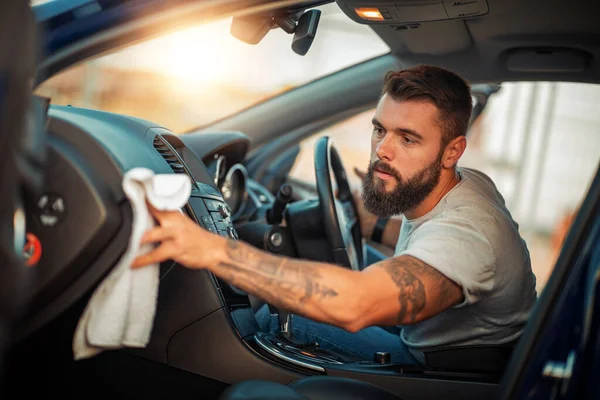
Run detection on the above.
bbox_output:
[442,136,467,169]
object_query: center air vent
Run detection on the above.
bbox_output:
[153,135,185,174]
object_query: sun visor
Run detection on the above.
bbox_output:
[505,48,590,73]
[335,0,489,25]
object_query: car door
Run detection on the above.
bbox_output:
[0,0,48,389]
[497,163,600,400]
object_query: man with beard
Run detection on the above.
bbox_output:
[132,65,537,365]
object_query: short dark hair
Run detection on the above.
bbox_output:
[382,65,472,146]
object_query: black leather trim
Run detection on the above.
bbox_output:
[219,377,405,400]
[424,344,516,374]
[289,376,404,400]
[219,380,308,400]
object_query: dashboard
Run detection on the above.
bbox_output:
[12,102,382,391]
[9,103,322,388]
[17,104,266,339]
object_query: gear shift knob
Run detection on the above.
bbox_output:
[267,184,293,225]
[267,304,293,338]
[279,311,293,337]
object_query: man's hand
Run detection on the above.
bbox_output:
[131,206,224,269]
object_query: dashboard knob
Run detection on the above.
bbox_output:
[227,226,238,240]
[219,204,231,218]
[373,351,391,364]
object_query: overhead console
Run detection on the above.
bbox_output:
[336,0,488,25]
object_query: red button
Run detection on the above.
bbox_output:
[23,233,42,267]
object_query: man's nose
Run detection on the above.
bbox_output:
[375,134,395,161]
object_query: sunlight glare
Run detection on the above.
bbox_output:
[158,19,240,88]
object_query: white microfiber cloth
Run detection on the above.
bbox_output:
[73,167,192,360]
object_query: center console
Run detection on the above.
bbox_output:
[253,331,351,373]
[185,182,238,239]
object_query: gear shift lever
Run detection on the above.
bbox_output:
[279,311,293,338]
[267,304,293,338]
[267,183,293,225]
[264,184,295,338]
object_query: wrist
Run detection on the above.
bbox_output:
[370,217,389,244]
[363,215,378,238]
[205,234,229,270]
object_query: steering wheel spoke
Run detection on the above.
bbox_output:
[341,199,358,228]
[314,137,364,271]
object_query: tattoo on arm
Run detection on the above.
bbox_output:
[216,241,338,313]
[380,257,426,322]
[378,255,459,323]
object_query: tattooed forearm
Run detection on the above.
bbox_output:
[214,240,341,316]
[211,239,460,330]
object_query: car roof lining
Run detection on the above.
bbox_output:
[364,0,600,83]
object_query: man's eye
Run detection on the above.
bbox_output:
[403,136,416,145]
[373,127,385,137]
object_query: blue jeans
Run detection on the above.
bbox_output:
[255,305,418,364]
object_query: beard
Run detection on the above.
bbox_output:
[362,157,442,218]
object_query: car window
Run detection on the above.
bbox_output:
[289,81,600,294]
[463,81,600,293]
[35,3,389,133]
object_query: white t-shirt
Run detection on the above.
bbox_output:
[394,168,537,361]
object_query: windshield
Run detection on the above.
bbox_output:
[36,3,389,133]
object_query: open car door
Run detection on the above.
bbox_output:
[0,0,47,391]
[497,163,600,399]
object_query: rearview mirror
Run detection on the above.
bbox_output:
[230,9,321,56]
[291,10,321,56]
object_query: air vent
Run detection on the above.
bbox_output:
[153,136,185,174]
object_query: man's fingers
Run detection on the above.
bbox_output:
[141,227,176,244]
[147,201,172,220]
[147,202,185,226]
[132,242,173,269]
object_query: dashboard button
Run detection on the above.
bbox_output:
[214,221,228,231]
[198,182,222,197]
[227,226,239,240]
[203,223,218,233]
[203,198,223,212]
[189,197,209,215]
[200,216,212,225]
[218,204,231,218]
[211,211,225,221]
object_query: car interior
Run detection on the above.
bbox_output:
[2,0,600,399]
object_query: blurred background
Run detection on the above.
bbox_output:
[36,3,600,294]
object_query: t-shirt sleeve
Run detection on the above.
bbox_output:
[398,214,496,307]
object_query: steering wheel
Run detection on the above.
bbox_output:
[314,136,365,271]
